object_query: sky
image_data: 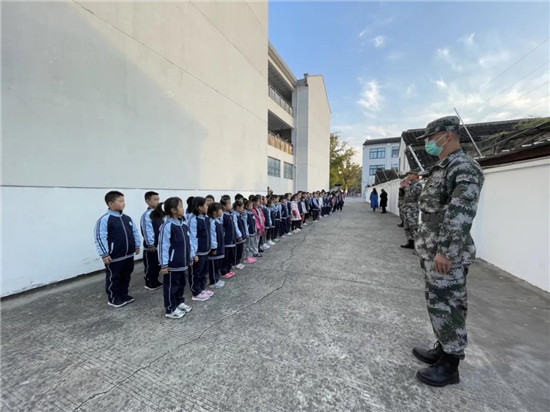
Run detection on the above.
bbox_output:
[268,1,550,164]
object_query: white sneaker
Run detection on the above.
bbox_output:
[177,302,192,313]
[286,232,293,236]
[262,243,270,249]
[236,263,245,270]
[210,280,225,289]
[303,223,308,226]
[165,308,185,319]
[268,240,276,246]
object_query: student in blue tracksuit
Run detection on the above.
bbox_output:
[188,197,213,302]
[140,191,163,290]
[310,192,320,222]
[207,202,225,289]
[269,197,279,243]
[156,197,194,319]
[233,201,247,270]
[244,199,259,262]
[220,197,238,278]
[95,191,141,308]
[261,196,273,247]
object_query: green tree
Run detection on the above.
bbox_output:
[330,133,362,192]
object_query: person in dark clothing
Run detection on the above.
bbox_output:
[380,189,388,213]
[369,188,379,212]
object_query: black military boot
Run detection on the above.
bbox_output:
[416,352,460,387]
[400,240,414,249]
[412,341,443,364]
[397,222,404,227]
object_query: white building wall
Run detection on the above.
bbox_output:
[267,145,294,194]
[294,76,330,192]
[305,76,331,191]
[362,142,401,195]
[1,1,268,296]
[368,158,550,292]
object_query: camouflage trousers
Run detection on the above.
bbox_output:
[403,207,419,240]
[421,259,469,358]
[398,204,404,223]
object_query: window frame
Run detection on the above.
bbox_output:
[369,147,386,159]
[268,156,281,177]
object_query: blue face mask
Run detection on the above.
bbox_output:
[425,135,446,156]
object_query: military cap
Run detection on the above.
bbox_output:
[416,116,460,140]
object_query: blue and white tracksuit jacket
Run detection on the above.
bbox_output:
[158,217,191,271]
[95,209,141,262]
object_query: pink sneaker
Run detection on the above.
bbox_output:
[245,257,256,264]
[222,272,235,279]
[202,290,214,297]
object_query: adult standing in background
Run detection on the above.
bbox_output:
[397,182,406,227]
[369,188,379,212]
[380,189,388,213]
[412,116,484,388]
[401,173,422,249]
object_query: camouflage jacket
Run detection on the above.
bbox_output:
[402,182,422,209]
[415,149,484,264]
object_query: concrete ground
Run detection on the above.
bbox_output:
[2,199,549,412]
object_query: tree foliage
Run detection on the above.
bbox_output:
[330,133,362,192]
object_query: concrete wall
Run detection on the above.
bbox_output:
[368,158,550,292]
[1,1,268,296]
[471,159,549,292]
[294,76,331,192]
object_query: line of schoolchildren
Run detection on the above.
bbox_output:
[94,190,343,319]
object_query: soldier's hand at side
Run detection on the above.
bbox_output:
[434,254,452,274]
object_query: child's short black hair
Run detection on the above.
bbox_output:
[192,196,206,215]
[235,193,244,201]
[205,194,215,201]
[232,200,243,210]
[105,191,124,205]
[186,196,195,212]
[207,202,223,217]
[245,199,253,208]
[144,191,159,201]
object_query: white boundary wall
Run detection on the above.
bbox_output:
[367,158,550,292]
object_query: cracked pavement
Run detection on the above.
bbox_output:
[2,199,549,411]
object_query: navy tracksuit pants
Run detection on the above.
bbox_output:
[105,257,134,302]
[143,250,160,287]
[208,258,222,285]
[163,270,186,314]
[190,255,208,296]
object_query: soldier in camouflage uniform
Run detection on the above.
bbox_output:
[412,116,484,387]
[400,173,422,249]
[397,183,405,227]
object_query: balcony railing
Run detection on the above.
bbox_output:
[268,84,294,116]
[268,132,293,155]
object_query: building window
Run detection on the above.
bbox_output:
[268,157,281,177]
[369,148,386,159]
[391,146,399,158]
[391,163,399,171]
[283,162,293,179]
[369,165,384,175]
